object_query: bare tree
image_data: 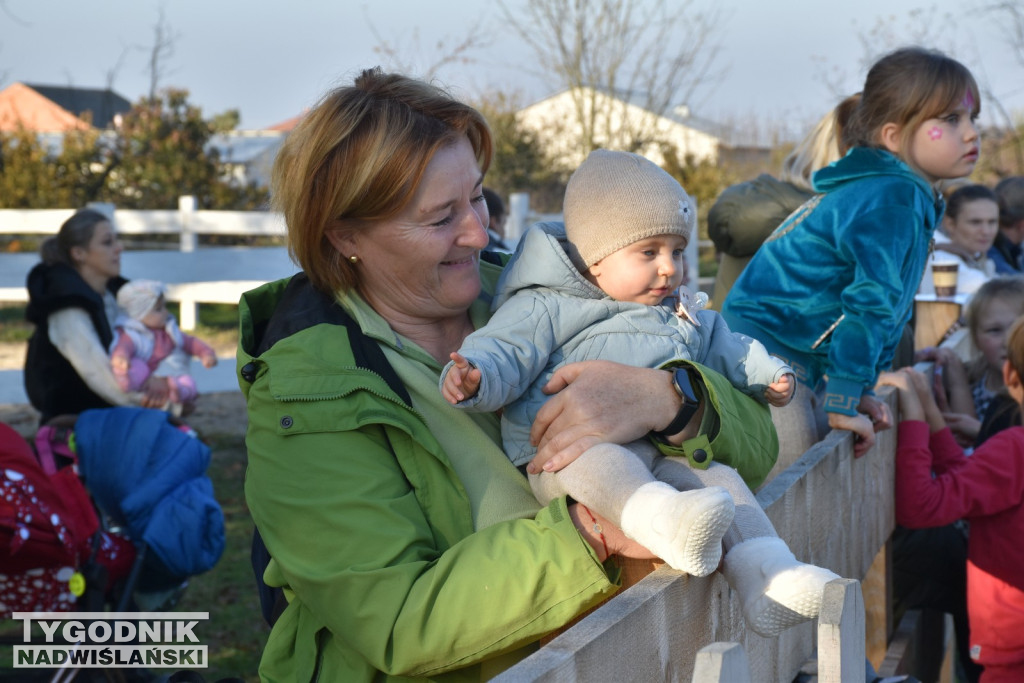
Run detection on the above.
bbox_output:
[815,6,963,102]
[145,5,179,100]
[987,1,1024,67]
[104,45,133,92]
[979,1,1024,172]
[498,0,724,157]
[362,6,488,80]
[835,4,1024,174]
[0,0,29,27]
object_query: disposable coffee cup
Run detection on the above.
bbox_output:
[932,261,959,297]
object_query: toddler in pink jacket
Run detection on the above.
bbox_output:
[110,280,217,413]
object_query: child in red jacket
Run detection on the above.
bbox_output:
[879,316,1024,682]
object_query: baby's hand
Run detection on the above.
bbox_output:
[765,373,795,407]
[111,354,129,374]
[201,353,218,369]
[442,352,482,404]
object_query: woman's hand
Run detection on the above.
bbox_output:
[139,375,171,408]
[528,360,678,474]
[569,503,658,563]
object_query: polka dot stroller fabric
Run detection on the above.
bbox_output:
[0,422,134,617]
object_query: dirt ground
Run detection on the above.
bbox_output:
[0,341,248,440]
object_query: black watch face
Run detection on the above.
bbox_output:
[674,368,699,404]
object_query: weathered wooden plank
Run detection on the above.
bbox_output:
[817,579,866,683]
[691,643,751,683]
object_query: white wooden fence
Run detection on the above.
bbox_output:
[0,199,289,329]
[0,195,715,328]
[496,333,973,682]
[0,198,287,250]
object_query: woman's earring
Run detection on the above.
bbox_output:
[348,255,359,264]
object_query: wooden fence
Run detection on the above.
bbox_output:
[495,332,973,682]
[0,195,716,328]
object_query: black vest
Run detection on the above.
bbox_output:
[24,261,126,423]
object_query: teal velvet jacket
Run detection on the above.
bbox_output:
[722,148,944,416]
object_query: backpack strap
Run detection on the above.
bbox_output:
[254,273,412,406]
[251,273,417,626]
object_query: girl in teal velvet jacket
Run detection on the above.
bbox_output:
[723,46,981,458]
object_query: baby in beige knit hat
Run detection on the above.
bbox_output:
[441,149,840,637]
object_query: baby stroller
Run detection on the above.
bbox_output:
[1,407,225,680]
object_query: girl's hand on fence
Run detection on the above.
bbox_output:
[942,412,980,446]
[858,394,893,433]
[877,371,924,422]
[828,412,876,457]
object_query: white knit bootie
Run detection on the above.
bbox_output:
[721,536,840,637]
[618,482,734,576]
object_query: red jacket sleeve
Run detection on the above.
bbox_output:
[896,421,1024,527]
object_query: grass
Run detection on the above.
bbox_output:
[174,432,268,681]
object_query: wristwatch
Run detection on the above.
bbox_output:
[652,367,701,439]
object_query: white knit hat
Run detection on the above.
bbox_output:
[117,279,165,320]
[563,149,695,269]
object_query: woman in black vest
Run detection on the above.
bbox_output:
[24,208,169,423]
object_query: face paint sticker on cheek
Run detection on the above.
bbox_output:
[928,127,943,140]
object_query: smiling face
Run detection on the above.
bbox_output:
[585,234,687,305]
[71,221,122,293]
[900,103,980,183]
[945,197,1000,255]
[332,135,489,325]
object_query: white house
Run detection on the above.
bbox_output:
[207,129,285,189]
[516,86,722,170]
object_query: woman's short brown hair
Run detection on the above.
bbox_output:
[842,47,979,158]
[272,68,493,294]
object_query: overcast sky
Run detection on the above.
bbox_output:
[3,0,1023,141]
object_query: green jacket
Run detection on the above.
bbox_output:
[237,271,618,682]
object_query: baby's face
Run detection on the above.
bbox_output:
[141,296,169,328]
[585,234,687,305]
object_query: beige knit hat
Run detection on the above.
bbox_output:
[117,279,165,320]
[563,149,695,269]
